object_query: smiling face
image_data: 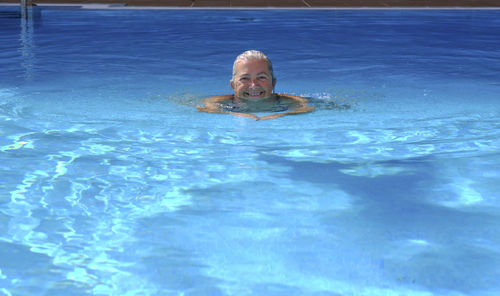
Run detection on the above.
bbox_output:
[230,58,276,101]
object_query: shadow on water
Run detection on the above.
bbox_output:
[258,153,500,293]
[0,241,88,295]
[132,216,226,295]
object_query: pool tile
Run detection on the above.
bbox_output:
[231,0,307,7]
[127,0,193,6]
[305,0,500,7]
[7,0,500,7]
[192,0,230,7]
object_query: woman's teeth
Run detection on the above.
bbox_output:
[246,91,262,96]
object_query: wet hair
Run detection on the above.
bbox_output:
[231,50,275,82]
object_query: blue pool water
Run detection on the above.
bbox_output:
[1,6,500,296]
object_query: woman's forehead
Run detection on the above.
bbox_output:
[235,59,271,75]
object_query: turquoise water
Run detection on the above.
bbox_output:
[1,6,500,296]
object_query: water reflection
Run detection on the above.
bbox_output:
[20,3,36,80]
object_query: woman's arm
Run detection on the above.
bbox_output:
[196,95,233,113]
[197,94,313,121]
[258,94,314,120]
[197,95,260,119]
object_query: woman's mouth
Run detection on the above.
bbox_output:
[244,90,264,98]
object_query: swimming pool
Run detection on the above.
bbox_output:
[1,5,500,295]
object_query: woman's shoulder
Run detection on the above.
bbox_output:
[203,94,234,103]
[275,93,308,104]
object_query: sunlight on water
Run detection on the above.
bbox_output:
[1,81,500,295]
[1,7,500,296]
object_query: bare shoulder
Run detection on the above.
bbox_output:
[201,94,234,104]
[276,93,309,104]
[275,93,314,114]
[197,94,234,113]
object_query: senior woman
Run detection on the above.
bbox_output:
[197,50,314,121]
